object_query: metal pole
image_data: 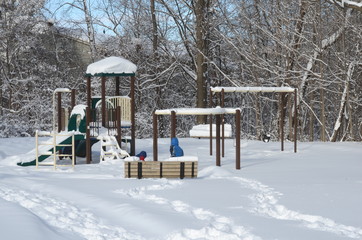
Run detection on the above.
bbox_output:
[130,76,136,156]
[236,109,241,170]
[86,76,91,109]
[86,107,91,164]
[221,88,225,157]
[71,89,76,110]
[57,92,62,132]
[116,106,122,147]
[101,76,106,127]
[153,112,158,161]
[294,89,298,153]
[171,111,176,138]
[216,114,221,166]
[280,93,285,151]
[209,88,213,156]
[115,76,120,96]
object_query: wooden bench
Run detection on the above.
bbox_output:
[124,157,198,179]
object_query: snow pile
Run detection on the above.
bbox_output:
[86,56,137,76]
[190,124,232,138]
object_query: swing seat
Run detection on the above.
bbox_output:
[189,124,232,138]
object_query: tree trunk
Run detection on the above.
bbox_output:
[330,61,356,142]
[151,0,158,58]
[82,0,97,62]
[309,92,314,141]
[320,88,326,141]
[195,0,209,124]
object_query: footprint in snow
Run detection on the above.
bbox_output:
[0,184,145,240]
[115,179,261,240]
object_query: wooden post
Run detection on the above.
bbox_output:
[115,76,120,96]
[209,88,213,156]
[153,112,158,161]
[221,88,225,157]
[71,89,76,110]
[236,109,241,169]
[86,107,91,164]
[101,76,106,127]
[130,76,136,156]
[57,92,62,132]
[216,114,221,166]
[86,76,91,109]
[171,111,176,138]
[280,93,285,151]
[294,89,298,153]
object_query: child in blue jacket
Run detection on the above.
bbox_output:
[170,137,184,157]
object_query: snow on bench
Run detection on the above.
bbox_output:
[189,124,232,138]
[124,156,198,179]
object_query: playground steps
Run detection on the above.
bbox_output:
[98,136,129,161]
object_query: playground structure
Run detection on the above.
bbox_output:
[153,108,242,170]
[149,86,298,171]
[17,56,137,167]
[209,86,298,157]
[84,56,137,163]
[18,55,299,174]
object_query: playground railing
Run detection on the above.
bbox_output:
[35,130,75,169]
[107,96,131,123]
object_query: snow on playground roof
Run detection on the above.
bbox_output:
[155,107,241,115]
[70,104,87,119]
[86,56,137,77]
[211,86,296,93]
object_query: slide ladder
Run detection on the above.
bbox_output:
[35,130,75,169]
[98,135,130,161]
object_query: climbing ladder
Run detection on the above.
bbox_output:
[98,135,130,161]
[35,130,75,169]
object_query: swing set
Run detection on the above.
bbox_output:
[210,86,298,154]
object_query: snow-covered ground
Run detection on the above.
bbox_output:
[0,137,361,240]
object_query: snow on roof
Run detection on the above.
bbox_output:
[86,56,137,76]
[211,86,296,93]
[155,107,241,115]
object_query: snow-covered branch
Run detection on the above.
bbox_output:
[298,8,352,103]
[328,0,362,12]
